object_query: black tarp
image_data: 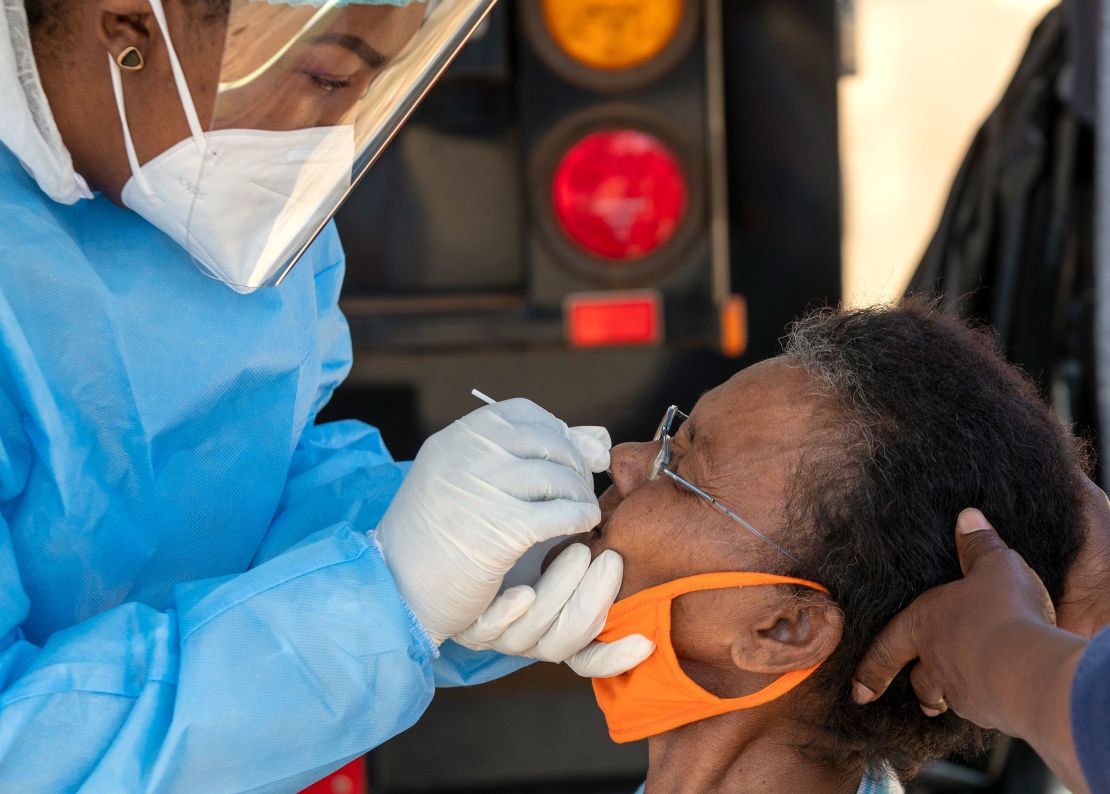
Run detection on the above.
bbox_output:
[908,0,1100,469]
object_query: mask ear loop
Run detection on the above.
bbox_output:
[108,0,208,200]
[108,54,154,198]
[146,0,207,148]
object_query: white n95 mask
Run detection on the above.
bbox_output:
[106,0,498,292]
[117,125,354,293]
[108,0,354,293]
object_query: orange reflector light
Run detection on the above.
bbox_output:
[552,129,688,261]
[720,294,748,358]
[565,291,663,348]
[541,0,685,71]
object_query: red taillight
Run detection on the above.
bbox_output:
[551,129,687,261]
[564,290,663,348]
[300,759,365,794]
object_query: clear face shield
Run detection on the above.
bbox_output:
[112,0,496,290]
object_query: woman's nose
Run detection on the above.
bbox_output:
[609,441,657,498]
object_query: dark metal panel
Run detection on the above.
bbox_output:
[721,0,843,362]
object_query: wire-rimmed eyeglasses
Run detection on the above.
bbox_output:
[649,405,798,563]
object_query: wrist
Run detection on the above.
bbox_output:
[1024,627,1086,775]
[1032,641,1089,793]
[971,618,1070,733]
[1000,621,1084,739]
[981,617,1086,789]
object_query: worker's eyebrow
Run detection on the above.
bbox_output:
[312,33,389,70]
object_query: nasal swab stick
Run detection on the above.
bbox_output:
[471,388,496,405]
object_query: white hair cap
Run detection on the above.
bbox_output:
[0,0,92,203]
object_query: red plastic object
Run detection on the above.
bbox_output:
[565,290,663,348]
[551,129,687,260]
[299,758,365,794]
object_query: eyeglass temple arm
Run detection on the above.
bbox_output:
[660,469,800,563]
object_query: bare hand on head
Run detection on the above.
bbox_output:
[852,509,1090,793]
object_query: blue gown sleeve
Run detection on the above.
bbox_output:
[252,251,402,561]
[0,522,438,792]
[0,362,438,792]
[1072,625,1110,791]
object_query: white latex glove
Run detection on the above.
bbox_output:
[454,544,655,678]
[377,398,611,643]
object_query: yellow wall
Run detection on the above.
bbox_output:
[840,0,1059,305]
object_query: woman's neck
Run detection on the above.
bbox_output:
[643,709,861,794]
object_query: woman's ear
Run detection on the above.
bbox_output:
[729,592,843,675]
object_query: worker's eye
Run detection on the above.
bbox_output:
[302,70,353,93]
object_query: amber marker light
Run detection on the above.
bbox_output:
[540,0,686,71]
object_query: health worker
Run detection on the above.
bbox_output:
[0,0,652,790]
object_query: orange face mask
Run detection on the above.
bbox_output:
[592,572,831,743]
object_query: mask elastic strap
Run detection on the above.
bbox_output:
[146,0,207,149]
[108,0,208,199]
[651,573,830,710]
[718,663,823,708]
[108,55,154,198]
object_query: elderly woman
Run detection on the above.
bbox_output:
[549,302,1086,792]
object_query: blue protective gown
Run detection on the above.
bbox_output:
[0,145,525,792]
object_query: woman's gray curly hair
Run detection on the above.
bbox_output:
[770,300,1085,779]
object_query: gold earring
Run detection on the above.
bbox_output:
[116,46,144,72]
